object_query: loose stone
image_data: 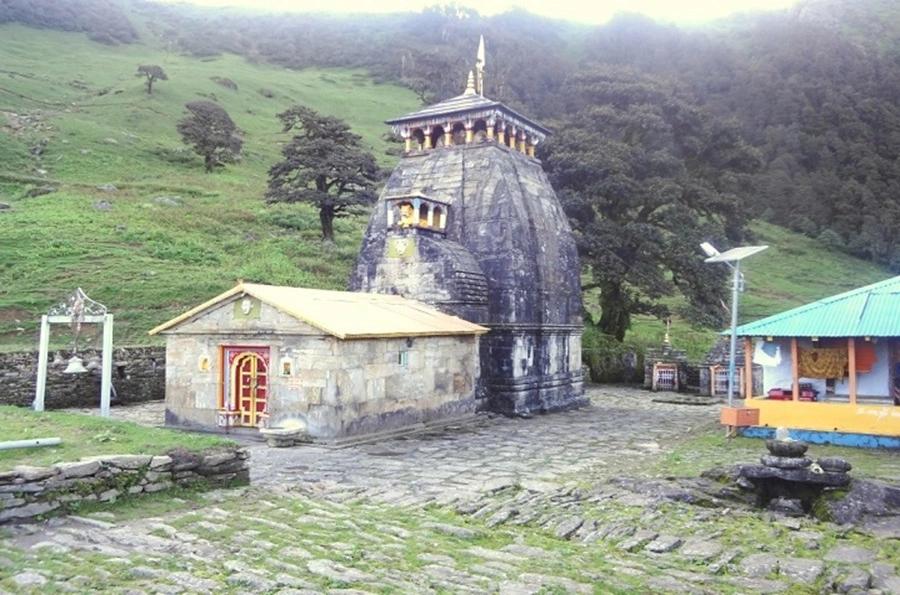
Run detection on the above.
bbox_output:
[645,535,683,553]
[824,545,877,564]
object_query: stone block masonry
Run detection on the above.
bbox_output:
[0,447,248,524]
[0,346,165,409]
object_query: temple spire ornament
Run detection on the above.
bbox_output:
[475,35,485,96]
[464,71,476,95]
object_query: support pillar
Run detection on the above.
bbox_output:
[404,136,412,153]
[34,315,50,412]
[848,337,857,404]
[465,126,474,144]
[744,336,753,399]
[791,338,799,401]
[100,314,114,417]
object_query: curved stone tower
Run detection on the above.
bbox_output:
[350,49,585,415]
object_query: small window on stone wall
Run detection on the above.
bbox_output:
[398,350,409,367]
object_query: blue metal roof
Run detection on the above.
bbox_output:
[734,275,900,338]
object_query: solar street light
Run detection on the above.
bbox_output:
[701,243,768,407]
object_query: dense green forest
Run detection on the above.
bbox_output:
[1,0,898,353]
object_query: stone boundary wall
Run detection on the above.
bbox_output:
[0,346,165,409]
[0,447,249,524]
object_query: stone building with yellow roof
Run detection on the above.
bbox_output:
[149,282,486,443]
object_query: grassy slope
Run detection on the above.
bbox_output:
[0,23,420,349]
[0,20,894,357]
[626,221,892,359]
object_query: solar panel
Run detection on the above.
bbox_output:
[704,245,768,263]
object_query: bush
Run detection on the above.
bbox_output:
[582,324,642,384]
[817,228,845,251]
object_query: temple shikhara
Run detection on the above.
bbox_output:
[351,37,585,415]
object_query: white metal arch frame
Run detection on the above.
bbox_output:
[34,288,114,416]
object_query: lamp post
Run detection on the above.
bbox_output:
[701,243,768,407]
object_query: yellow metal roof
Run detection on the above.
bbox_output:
[148,283,488,339]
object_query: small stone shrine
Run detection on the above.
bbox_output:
[736,428,852,515]
[350,37,585,416]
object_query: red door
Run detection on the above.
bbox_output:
[224,347,269,427]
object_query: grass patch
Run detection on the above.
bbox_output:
[0,405,234,469]
[648,427,900,481]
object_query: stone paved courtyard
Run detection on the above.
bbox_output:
[3,386,900,594]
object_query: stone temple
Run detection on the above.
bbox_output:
[350,39,585,415]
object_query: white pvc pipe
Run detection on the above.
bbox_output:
[0,437,62,451]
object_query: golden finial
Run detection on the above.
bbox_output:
[464,71,476,95]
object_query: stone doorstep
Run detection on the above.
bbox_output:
[304,412,482,450]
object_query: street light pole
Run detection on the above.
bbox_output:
[701,243,769,408]
[726,260,741,408]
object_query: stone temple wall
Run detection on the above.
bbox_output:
[351,142,585,415]
[161,298,482,441]
[0,347,165,409]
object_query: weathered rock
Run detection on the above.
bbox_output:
[93,200,112,210]
[768,497,805,516]
[423,522,477,539]
[11,571,47,587]
[824,545,876,563]
[765,439,808,457]
[834,568,871,593]
[24,185,58,198]
[817,457,852,472]
[153,196,180,207]
[825,480,900,526]
[778,558,825,582]
[865,516,900,539]
[760,455,812,469]
[226,572,275,591]
[739,553,779,578]
[306,559,373,583]
[618,530,658,552]
[54,460,101,478]
[553,516,584,540]
[644,535,682,553]
[13,465,57,482]
[738,464,850,486]
[679,538,723,562]
[88,454,152,469]
[0,501,59,521]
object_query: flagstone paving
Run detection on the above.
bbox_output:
[2,387,899,594]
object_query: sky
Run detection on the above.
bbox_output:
[172,0,799,26]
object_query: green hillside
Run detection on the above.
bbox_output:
[0,23,419,349]
[0,16,894,358]
[625,221,892,359]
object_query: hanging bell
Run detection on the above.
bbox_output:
[63,355,88,374]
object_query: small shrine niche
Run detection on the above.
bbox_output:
[386,195,448,233]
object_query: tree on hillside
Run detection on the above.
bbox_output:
[541,66,762,341]
[177,101,242,173]
[266,106,379,243]
[136,64,168,94]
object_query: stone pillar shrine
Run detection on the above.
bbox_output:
[350,37,586,415]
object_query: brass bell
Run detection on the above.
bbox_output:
[63,355,88,374]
